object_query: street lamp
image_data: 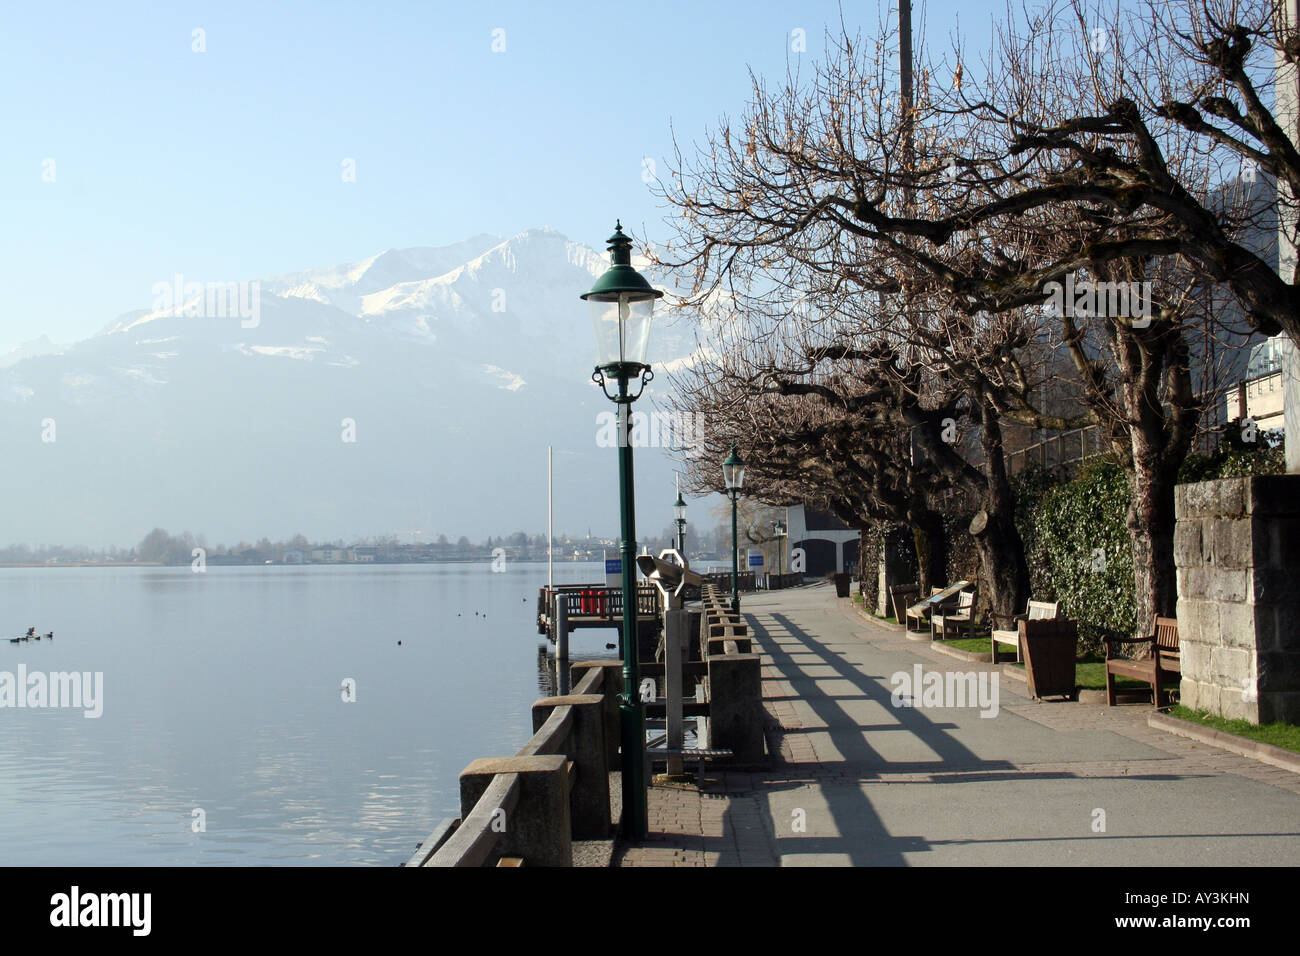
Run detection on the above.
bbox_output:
[722,444,746,612]
[773,519,786,576]
[583,220,662,841]
[674,491,687,556]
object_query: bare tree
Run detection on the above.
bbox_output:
[653,0,1275,633]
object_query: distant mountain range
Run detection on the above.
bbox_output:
[1,228,704,546]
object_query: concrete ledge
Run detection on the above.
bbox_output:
[530,693,610,840]
[1002,663,1027,683]
[406,816,458,867]
[1148,710,1300,774]
[851,603,907,633]
[460,755,572,866]
[707,653,764,765]
[930,642,992,663]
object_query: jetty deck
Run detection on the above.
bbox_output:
[615,583,1300,866]
[535,584,661,645]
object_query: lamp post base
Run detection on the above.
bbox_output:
[618,696,647,840]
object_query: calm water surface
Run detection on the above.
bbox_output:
[0,562,613,865]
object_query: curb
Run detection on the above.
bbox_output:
[929,642,993,664]
[849,601,907,633]
[1148,710,1300,775]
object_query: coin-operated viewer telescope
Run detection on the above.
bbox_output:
[636,550,703,775]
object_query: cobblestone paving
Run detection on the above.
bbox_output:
[613,585,1300,867]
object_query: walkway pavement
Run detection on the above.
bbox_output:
[614,584,1300,866]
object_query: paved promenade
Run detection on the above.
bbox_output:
[614,584,1300,866]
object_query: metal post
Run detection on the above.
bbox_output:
[556,593,570,696]
[665,607,686,777]
[730,491,740,612]
[547,445,553,591]
[616,372,646,839]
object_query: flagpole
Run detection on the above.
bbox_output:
[547,445,554,590]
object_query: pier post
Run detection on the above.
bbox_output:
[556,594,571,696]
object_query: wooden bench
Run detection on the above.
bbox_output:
[904,580,970,633]
[932,587,978,640]
[889,584,919,623]
[1104,616,1180,707]
[644,746,733,782]
[992,600,1060,663]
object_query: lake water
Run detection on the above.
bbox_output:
[0,561,616,865]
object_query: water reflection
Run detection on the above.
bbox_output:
[0,562,614,865]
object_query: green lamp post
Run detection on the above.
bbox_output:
[583,221,662,841]
[674,491,687,556]
[723,444,746,612]
[773,518,787,576]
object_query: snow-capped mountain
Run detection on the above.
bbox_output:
[0,229,703,546]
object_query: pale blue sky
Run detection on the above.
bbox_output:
[0,0,1003,347]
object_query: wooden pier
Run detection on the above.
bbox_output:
[536,584,662,647]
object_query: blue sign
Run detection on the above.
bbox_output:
[748,552,764,568]
[605,558,621,574]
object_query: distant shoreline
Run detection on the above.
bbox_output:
[0,558,607,569]
[0,561,162,568]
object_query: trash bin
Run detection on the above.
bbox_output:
[833,573,851,598]
[1020,618,1079,700]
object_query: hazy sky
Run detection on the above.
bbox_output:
[0,0,1008,349]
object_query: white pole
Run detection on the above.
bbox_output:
[548,445,554,590]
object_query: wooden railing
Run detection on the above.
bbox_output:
[700,571,757,592]
[536,584,660,638]
[765,572,805,590]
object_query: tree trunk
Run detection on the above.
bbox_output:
[974,399,1031,627]
[1126,444,1180,638]
[909,507,946,595]
[1113,316,1195,639]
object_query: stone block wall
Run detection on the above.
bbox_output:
[1174,475,1300,724]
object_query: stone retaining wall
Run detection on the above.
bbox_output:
[1174,475,1300,724]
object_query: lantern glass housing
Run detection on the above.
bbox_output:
[722,445,746,492]
[674,493,687,523]
[582,222,662,370]
[588,293,655,367]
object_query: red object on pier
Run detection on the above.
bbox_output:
[579,589,606,616]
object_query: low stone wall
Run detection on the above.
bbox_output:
[698,587,765,764]
[408,660,622,867]
[1174,475,1300,724]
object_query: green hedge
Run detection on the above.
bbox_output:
[1013,438,1283,655]
[1016,459,1133,656]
